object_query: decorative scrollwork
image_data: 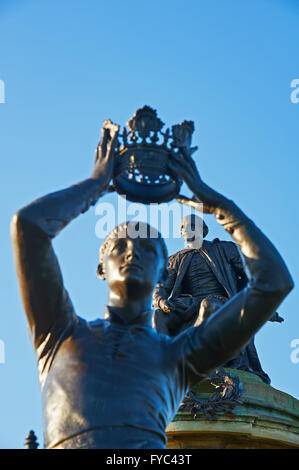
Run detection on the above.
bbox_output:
[179,367,245,421]
[127,106,165,142]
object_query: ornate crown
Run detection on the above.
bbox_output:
[103,106,197,204]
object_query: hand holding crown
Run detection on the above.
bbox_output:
[168,147,225,214]
[90,107,227,208]
[91,120,119,189]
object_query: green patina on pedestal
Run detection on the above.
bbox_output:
[167,369,299,449]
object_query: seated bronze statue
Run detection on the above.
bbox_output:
[153,213,247,336]
[11,124,294,449]
[153,213,283,384]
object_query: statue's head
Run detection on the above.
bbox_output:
[98,221,168,301]
[180,214,208,245]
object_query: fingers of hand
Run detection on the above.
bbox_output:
[170,152,191,172]
[163,300,172,313]
[97,128,110,158]
[176,195,198,209]
[179,146,198,172]
[98,122,120,159]
[167,160,190,182]
[202,204,215,214]
[176,195,211,213]
[103,120,119,137]
[104,124,119,158]
[169,152,199,186]
[94,146,99,163]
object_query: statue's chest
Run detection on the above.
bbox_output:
[182,253,217,294]
[56,323,166,374]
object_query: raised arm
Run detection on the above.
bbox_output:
[168,150,294,384]
[11,122,119,350]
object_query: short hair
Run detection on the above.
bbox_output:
[98,221,168,280]
[180,214,209,239]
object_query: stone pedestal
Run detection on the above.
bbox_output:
[167,369,299,449]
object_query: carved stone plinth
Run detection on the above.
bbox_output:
[167,369,299,449]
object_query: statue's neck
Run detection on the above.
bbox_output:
[105,294,153,327]
[104,305,153,327]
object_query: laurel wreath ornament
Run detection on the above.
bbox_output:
[179,367,245,421]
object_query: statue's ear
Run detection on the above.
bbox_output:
[97,263,105,280]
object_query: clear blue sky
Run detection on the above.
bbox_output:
[0,0,298,449]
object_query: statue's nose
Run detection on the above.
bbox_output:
[125,247,140,261]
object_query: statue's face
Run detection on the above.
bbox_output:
[180,215,203,244]
[103,235,165,301]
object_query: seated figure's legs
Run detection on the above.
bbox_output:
[195,295,271,383]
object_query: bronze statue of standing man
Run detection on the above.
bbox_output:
[11,122,293,448]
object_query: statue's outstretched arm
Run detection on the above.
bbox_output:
[168,150,294,382]
[11,123,119,350]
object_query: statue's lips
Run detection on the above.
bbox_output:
[120,263,143,272]
[182,234,196,242]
